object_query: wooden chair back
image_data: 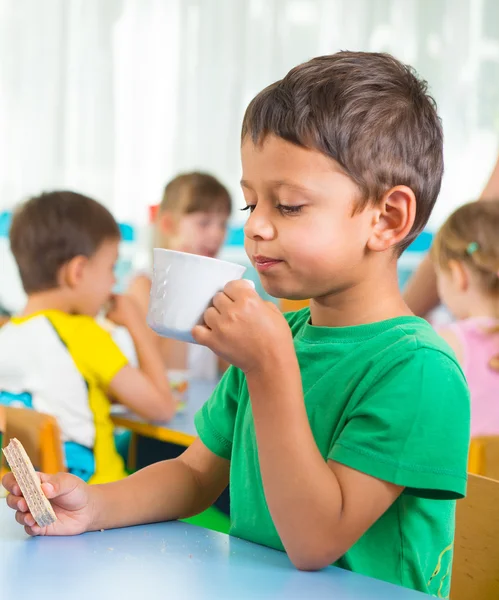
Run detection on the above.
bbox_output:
[0,406,65,473]
[451,474,499,599]
[468,436,499,480]
[280,298,310,312]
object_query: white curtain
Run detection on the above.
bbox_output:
[0,0,498,227]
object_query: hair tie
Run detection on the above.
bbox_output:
[466,242,479,256]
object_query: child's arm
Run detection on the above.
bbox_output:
[193,281,404,570]
[106,295,176,421]
[126,274,152,317]
[92,439,229,529]
[3,439,229,535]
[246,367,403,570]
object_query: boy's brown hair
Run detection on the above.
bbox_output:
[159,172,231,216]
[241,51,444,251]
[10,191,120,294]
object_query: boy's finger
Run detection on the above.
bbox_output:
[15,510,34,526]
[41,482,56,498]
[7,494,27,512]
[212,291,232,313]
[192,324,210,346]
[202,306,221,331]
[24,524,41,537]
[1,472,19,494]
[40,472,72,498]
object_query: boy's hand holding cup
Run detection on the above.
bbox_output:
[193,280,293,375]
[147,249,293,372]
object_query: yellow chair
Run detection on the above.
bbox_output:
[467,436,499,480]
[280,298,310,312]
[0,406,65,474]
[451,474,499,599]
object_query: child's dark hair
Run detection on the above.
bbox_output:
[159,172,231,216]
[241,51,444,251]
[10,191,120,294]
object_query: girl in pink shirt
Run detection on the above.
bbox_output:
[431,200,499,438]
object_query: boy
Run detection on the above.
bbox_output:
[4,53,469,596]
[0,191,176,483]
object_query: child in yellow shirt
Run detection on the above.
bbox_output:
[0,191,176,483]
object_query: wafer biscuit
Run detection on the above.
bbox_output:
[2,438,57,527]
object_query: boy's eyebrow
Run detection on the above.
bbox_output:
[240,179,314,194]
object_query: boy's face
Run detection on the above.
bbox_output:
[72,239,118,316]
[241,135,377,300]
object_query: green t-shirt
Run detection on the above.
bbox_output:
[195,310,470,596]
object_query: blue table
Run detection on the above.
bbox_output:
[0,501,425,599]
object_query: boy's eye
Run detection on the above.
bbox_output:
[240,204,303,215]
[277,204,303,215]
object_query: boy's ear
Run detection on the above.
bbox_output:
[366,185,416,252]
[59,255,88,289]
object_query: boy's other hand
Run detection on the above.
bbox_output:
[106,294,142,329]
[3,471,94,537]
[192,280,294,374]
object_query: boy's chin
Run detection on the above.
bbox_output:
[260,280,309,302]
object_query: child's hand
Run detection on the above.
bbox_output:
[192,280,294,374]
[106,294,142,329]
[3,471,94,536]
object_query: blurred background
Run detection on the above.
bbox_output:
[1,0,499,309]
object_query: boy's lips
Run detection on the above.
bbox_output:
[253,255,283,272]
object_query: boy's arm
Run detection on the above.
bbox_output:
[4,439,229,535]
[246,361,403,570]
[193,281,404,570]
[90,439,229,530]
[106,295,176,421]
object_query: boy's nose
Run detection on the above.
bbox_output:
[244,210,276,241]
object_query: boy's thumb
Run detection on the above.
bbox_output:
[41,481,56,497]
[40,472,65,497]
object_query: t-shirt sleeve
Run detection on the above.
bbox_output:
[194,365,243,460]
[76,319,129,390]
[329,347,470,499]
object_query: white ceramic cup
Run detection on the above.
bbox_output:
[147,249,247,343]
